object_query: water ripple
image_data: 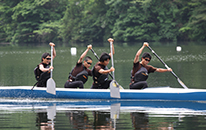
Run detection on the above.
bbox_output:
[114,54,206,63]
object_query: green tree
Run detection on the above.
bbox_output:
[110,0,185,43]
[0,0,21,43]
[1,0,206,45]
[60,0,85,45]
[0,0,67,45]
[79,0,110,46]
[60,0,111,46]
[179,0,206,41]
[32,0,68,44]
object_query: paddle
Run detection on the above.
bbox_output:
[46,43,56,95]
[108,38,120,98]
[147,45,188,89]
[47,104,56,130]
[110,103,120,129]
[90,48,123,89]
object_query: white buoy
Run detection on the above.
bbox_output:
[176,46,182,52]
[71,47,77,55]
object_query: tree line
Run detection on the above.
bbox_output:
[0,0,205,46]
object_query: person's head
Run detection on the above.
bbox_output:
[83,56,93,68]
[141,52,151,65]
[41,53,51,64]
[99,53,111,66]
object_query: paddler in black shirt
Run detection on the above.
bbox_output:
[130,42,172,89]
[91,39,115,89]
[35,42,56,87]
[64,45,93,89]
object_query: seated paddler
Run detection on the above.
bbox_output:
[91,39,115,89]
[34,42,56,87]
[130,42,172,89]
[64,45,93,89]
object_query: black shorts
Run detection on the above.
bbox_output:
[64,80,84,89]
[129,81,148,89]
[90,80,112,89]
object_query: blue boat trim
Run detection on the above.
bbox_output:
[1,86,206,101]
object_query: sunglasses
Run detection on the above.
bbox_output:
[87,62,92,65]
[46,58,51,60]
[145,58,150,62]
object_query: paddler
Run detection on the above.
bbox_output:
[34,42,56,87]
[64,45,93,89]
[90,41,115,89]
[130,42,172,89]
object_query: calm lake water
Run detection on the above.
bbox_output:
[0,43,206,129]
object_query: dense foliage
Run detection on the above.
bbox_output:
[0,0,205,45]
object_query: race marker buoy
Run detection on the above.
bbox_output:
[71,47,77,55]
[176,46,182,52]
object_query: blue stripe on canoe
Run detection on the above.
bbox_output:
[1,87,206,101]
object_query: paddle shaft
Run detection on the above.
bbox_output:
[147,46,173,74]
[108,39,120,98]
[50,46,53,78]
[109,42,115,80]
[147,46,188,89]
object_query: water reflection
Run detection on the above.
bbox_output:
[65,103,119,129]
[66,111,90,129]
[36,105,56,130]
[131,112,149,129]
[1,99,206,129]
[36,112,47,129]
[110,103,120,129]
[93,111,113,129]
[130,112,175,130]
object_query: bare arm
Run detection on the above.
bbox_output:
[134,42,148,63]
[99,67,115,74]
[49,42,56,59]
[39,64,53,72]
[78,45,92,63]
[156,68,172,73]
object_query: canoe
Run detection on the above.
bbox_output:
[1,86,206,101]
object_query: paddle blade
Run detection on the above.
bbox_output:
[110,103,120,129]
[47,78,56,95]
[110,80,120,98]
[47,104,56,120]
[177,78,188,89]
[110,103,120,119]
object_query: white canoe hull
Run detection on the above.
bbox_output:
[1,86,206,101]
